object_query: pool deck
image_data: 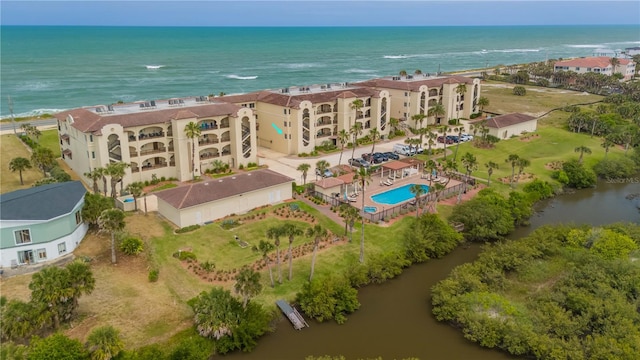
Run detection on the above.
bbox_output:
[349,171,463,213]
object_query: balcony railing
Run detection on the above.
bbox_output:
[200,152,220,159]
[139,148,166,156]
[141,163,167,171]
[108,141,120,151]
[316,120,333,126]
[199,138,219,145]
[220,137,231,143]
[316,132,332,138]
[220,122,230,129]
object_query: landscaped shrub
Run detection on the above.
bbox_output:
[200,261,216,273]
[523,179,556,201]
[119,237,144,255]
[512,86,526,96]
[297,276,360,324]
[173,251,197,261]
[148,269,159,282]
[175,224,200,233]
[561,159,597,189]
[220,219,239,230]
[593,157,638,179]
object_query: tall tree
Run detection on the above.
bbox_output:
[349,122,363,163]
[256,240,275,288]
[452,126,464,162]
[425,128,437,158]
[461,152,478,193]
[515,158,531,185]
[574,146,592,164]
[610,57,620,76]
[234,267,262,309]
[485,161,499,186]
[368,127,380,154]
[438,125,449,159]
[125,181,144,212]
[98,208,126,264]
[281,223,303,281]
[184,121,202,180]
[337,129,349,167]
[105,162,129,199]
[427,103,446,125]
[306,225,328,282]
[31,147,55,176]
[601,135,615,158]
[505,154,521,188]
[315,160,330,180]
[297,163,311,185]
[84,168,104,194]
[412,113,427,132]
[82,193,115,228]
[353,167,371,263]
[389,117,400,133]
[338,204,359,243]
[266,226,283,284]
[86,325,125,360]
[9,157,31,185]
[455,83,467,120]
[66,260,96,310]
[410,184,426,218]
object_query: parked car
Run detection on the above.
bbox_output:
[393,144,416,156]
[460,133,474,142]
[384,151,400,160]
[315,168,334,178]
[348,158,371,168]
[373,152,388,162]
[414,146,424,154]
[437,136,454,144]
[362,153,382,164]
[446,135,460,143]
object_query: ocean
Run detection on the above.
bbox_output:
[1,25,638,118]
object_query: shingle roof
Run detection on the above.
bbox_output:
[55,101,243,133]
[314,177,344,189]
[155,169,293,209]
[0,181,86,221]
[485,113,537,128]
[554,56,632,69]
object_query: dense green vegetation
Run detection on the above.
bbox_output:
[431,223,640,360]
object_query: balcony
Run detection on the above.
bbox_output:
[200,152,220,160]
[220,136,231,143]
[139,148,166,156]
[199,138,219,145]
[141,163,167,171]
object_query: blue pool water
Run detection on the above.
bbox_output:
[364,206,377,214]
[123,198,134,203]
[371,184,429,205]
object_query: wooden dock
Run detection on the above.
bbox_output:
[276,299,309,330]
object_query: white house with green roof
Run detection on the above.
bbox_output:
[0,181,88,268]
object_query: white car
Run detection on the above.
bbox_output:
[460,133,474,142]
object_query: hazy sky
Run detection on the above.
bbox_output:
[1,1,639,26]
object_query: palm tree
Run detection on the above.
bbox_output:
[601,135,615,158]
[66,260,96,309]
[315,160,330,180]
[234,267,262,308]
[368,127,380,154]
[455,83,467,120]
[338,204,359,242]
[452,126,464,162]
[125,182,144,212]
[105,162,129,199]
[184,121,202,180]
[461,152,478,194]
[281,223,303,281]
[409,184,426,218]
[9,157,32,185]
[84,168,104,194]
[337,129,349,167]
[477,96,489,113]
[389,117,400,134]
[256,240,275,288]
[412,113,427,132]
[353,167,370,263]
[574,146,592,164]
[349,122,363,163]
[505,154,521,189]
[414,69,423,75]
[427,103,445,125]
[399,69,408,77]
[425,130,437,158]
[266,226,283,284]
[99,167,108,196]
[610,57,620,76]
[306,224,328,281]
[438,125,449,159]
[515,158,531,185]
[97,208,126,264]
[485,161,499,186]
[86,325,124,360]
[297,163,311,185]
[31,147,55,176]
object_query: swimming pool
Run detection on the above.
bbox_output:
[371,184,429,205]
[363,206,377,214]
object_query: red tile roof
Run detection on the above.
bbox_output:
[221,87,382,109]
[353,75,474,91]
[55,101,243,133]
[554,56,631,69]
[154,169,293,209]
[314,177,344,189]
[485,113,536,128]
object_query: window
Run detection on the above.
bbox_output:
[15,229,31,244]
[404,92,408,96]
[92,151,95,159]
[283,109,287,115]
[58,242,67,254]
[89,135,93,142]
[587,68,591,71]
[249,103,255,109]
[575,67,580,71]
[37,249,47,261]
[403,102,408,107]
[75,211,82,225]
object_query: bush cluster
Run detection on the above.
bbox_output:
[176,224,201,233]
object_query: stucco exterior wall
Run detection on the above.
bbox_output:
[489,119,538,140]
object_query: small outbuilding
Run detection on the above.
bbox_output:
[483,113,538,140]
[155,169,294,228]
[0,181,88,268]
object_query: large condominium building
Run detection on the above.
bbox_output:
[55,97,257,193]
[221,84,391,155]
[355,74,482,128]
[554,57,636,81]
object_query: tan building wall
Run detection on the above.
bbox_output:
[489,119,538,140]
[157,182,293,228]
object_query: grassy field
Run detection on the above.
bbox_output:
[1,134,44,193]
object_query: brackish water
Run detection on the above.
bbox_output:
[220,179,638,360]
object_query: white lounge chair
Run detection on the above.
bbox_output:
[383,179,393,186]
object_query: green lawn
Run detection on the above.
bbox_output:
[40,129,62,158]
[149,202,414,307]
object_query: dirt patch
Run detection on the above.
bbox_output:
[519,134,541,142]
[498,173,536,184]
[439,183,486,206]
[545,160,564,171]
